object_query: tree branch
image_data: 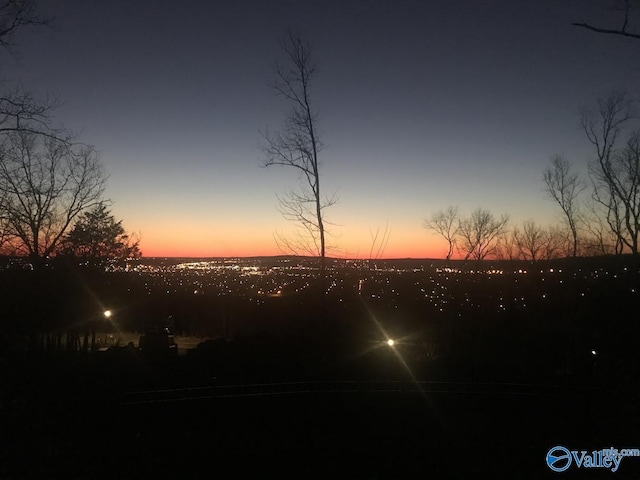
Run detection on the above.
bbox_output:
[572,22,640,40]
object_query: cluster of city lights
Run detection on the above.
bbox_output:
[91,258,640,318]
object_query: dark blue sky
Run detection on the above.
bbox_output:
[3,0,638,257]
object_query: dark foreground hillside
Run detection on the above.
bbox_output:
[1,349,639,479]
[1,256,639,478]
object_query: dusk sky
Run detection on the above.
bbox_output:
[3,0,638,259]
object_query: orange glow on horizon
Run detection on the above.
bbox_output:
[134,221,459,260]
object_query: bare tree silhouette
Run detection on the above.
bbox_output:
[1,1,57,142]
[0,86,62,139]
[457,208,509,261]
[423,206,459,260]
[0,0,48,51]
[542,226,569,259]
[0,130,106,267]
[583,91,640,254]
[262,31,335,275]
[513,219,546,262]
[573,0,640,40]
[495,229,520,261]
[582,192,623,255]
[368,221,391,269]
[0,1,111,268]
[543,155,585,257]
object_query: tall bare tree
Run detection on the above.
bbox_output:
[457,208,509,261]
[423,205,459,260]
[543,155,584,257]
[262,31,334,274]
[0,130,106,267]
[583,91,640,254]
[573,0,640,40]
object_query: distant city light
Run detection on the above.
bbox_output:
[591,349,597,356]
[103,310,112,318]
[387,339,395,347]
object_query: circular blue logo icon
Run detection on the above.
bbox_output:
[547,446,572,472]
